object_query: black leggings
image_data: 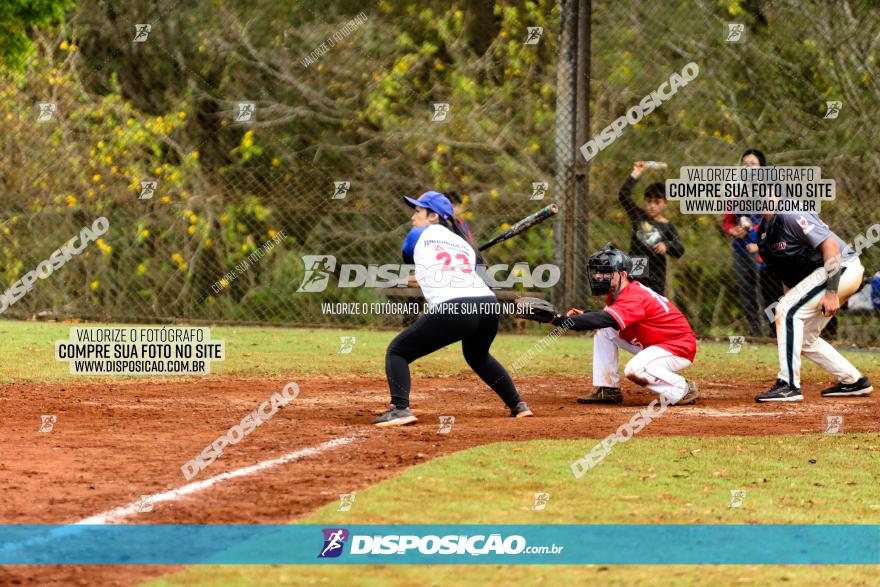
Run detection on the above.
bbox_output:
[385,296,521,410]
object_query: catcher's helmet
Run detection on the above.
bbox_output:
[587,243,633,295]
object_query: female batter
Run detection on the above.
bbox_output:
[374,191,533,427]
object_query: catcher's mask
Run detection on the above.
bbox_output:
[587,244,633,296]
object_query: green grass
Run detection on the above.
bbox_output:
[148,564,880,586]
[3,319,877,585]
[149,434,880,586]
[2,319,877,383]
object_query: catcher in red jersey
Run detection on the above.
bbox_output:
[520,245,698,405]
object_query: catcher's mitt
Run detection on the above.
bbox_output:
[514,296,558,323]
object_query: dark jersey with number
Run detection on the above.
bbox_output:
[757,213,854,289]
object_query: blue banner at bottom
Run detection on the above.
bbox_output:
[0,525,878,565]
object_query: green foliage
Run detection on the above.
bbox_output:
[0,0,877,339]
[0,0,72,71]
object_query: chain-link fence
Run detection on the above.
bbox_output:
[1,0,878,344]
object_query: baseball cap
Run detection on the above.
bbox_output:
[403,191,454,220]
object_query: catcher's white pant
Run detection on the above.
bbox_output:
[592,327,691,403]
[773,256,864,389]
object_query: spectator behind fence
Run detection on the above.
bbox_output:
[722,148,783,337]
[618,161,685,296]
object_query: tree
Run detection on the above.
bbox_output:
[0,0,74,71]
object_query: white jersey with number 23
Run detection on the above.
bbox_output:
[402,224,493,305]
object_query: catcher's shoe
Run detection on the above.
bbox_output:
[821,377,873,397]
[510,401,534,418]
[755,380,802,403]
[675,380,699,405]
[373,405,417,427]
[577,387,623,404]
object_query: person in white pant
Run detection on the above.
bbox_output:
[589,327,694,405]
[756,211,872,402]
[541,245,700,406]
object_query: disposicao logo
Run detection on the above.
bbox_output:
[318,528,349,558]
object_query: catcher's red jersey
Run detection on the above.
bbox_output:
[603,281,697,361]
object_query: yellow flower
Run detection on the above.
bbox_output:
[501,223,510,230]
[161,196,171,204]
[140,229,150,238]
[191,151,199,160]
[184,209,193,218]
[436,144,447,154]
[268,229,277,238]
[136,263,146,275]
[89,281,99,290]
[66,195,77,207]
[724,134,735,144]
[713,130,721,138]
[271,157,280,167]
[87,189,95,198]
[241,243,249,252]
[59,41,69,50]
[219,278,230,289]
[110,165,118,173]
[189,215,198,224]
[242,131,254,148]
[126,118,134,127]
[178,111,186,120]
[187,225,196,235]
[490,189,500,200]
[220,214,229,224]
[203,239,213,248]
[171,253,184,263]
[96,239,112,254]
[97,140,105,149]
[2,227,9,235]
[206,295,214,303]
[68,44,78,52]
[91,174,101,183]
[154,167,163,175]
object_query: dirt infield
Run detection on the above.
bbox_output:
[1,375,878,586]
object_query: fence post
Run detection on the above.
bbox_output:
[554,0,590,311]
[553,0,577,311]
[573,0,591,304]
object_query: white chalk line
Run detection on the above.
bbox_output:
[77,436,357,525]
[675,409,785,417]
[1,436,358,555]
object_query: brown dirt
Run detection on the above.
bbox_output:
[0,375,877,586]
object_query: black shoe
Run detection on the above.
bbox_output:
[373,405,417,427]
[510,401,534,418]
[577,387,623,404]
[755,381,802,403]
[821,377,873,397]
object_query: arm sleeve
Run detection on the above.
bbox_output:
[618,176,648,223]
[552,311,619,331]
[402,226,426,264]
[664,223,685,258]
